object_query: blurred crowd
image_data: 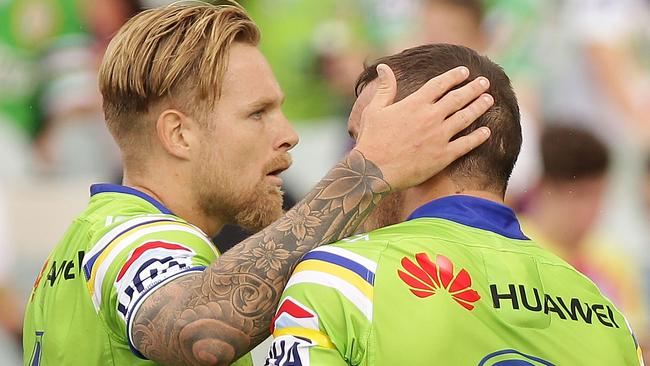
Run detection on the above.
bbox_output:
[1,0,650,364]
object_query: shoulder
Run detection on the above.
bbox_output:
[278,222,449,318]
[82,214,217,309]
[291,223,439,292]
[84,214,217,267]
[272,240,383,363]
[278,234,389,324]
[295,233,389,292]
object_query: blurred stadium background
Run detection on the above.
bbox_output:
[1,0,649,364]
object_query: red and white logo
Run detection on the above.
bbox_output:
[398,253,481,310]
[271,297,319,333]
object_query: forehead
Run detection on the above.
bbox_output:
[219,42,283,104]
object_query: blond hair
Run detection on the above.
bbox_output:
[98,3,260,154]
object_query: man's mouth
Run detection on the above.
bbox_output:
[264,154,292,187]
[267,168,286,176]
[265,166,289,187]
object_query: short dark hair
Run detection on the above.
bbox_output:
[355,43,521,196]
[541,125,610,181]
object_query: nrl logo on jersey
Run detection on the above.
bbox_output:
[115,241,196,320]
[398,253,481,310]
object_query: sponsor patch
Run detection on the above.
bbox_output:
[398,252,481,310]
[115,241,195,320]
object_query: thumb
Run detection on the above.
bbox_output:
[367,64,397,111]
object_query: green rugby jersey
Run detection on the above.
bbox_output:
[24,184,252,366]
[266,195,643,365]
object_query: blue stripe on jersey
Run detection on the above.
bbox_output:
[82,219,176,280]
[406,195,530,240]
[302,251,375,285]
[90,184,174,215]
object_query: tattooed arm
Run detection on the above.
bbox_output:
[133,150,389,365]
[132,65,494,365]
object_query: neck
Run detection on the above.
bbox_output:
[122,168,225,237]
[398,176,504,221]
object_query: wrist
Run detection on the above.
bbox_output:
[350,147,397,191]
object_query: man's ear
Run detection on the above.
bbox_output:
[155,109,197,160]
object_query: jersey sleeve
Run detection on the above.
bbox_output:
[265,242,381,366]
[81,216,219,358]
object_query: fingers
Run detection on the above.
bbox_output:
[407,66,470,103]
[446,127,491,163]
[435,76,491,119]
[444,93,494,137]
[365,64,397,111]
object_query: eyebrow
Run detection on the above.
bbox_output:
[246,94,285,112]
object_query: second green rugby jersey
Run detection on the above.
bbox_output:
[266,195,643,365]
[24,184,252,366]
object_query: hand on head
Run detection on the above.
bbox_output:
[354,63,493,191]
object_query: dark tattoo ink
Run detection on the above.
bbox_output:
[132,150,390,365]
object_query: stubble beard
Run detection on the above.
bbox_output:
[232,181,284,232]
[197,176,284,233]
[195,153,287,233]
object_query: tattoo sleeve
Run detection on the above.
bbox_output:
[132,149,391,365]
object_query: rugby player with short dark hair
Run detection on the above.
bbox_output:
[266,44,643,366]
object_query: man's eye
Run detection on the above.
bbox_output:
[250,110,264,120]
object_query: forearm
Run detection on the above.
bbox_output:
[202,149,391,341]
[132,149,390,365]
